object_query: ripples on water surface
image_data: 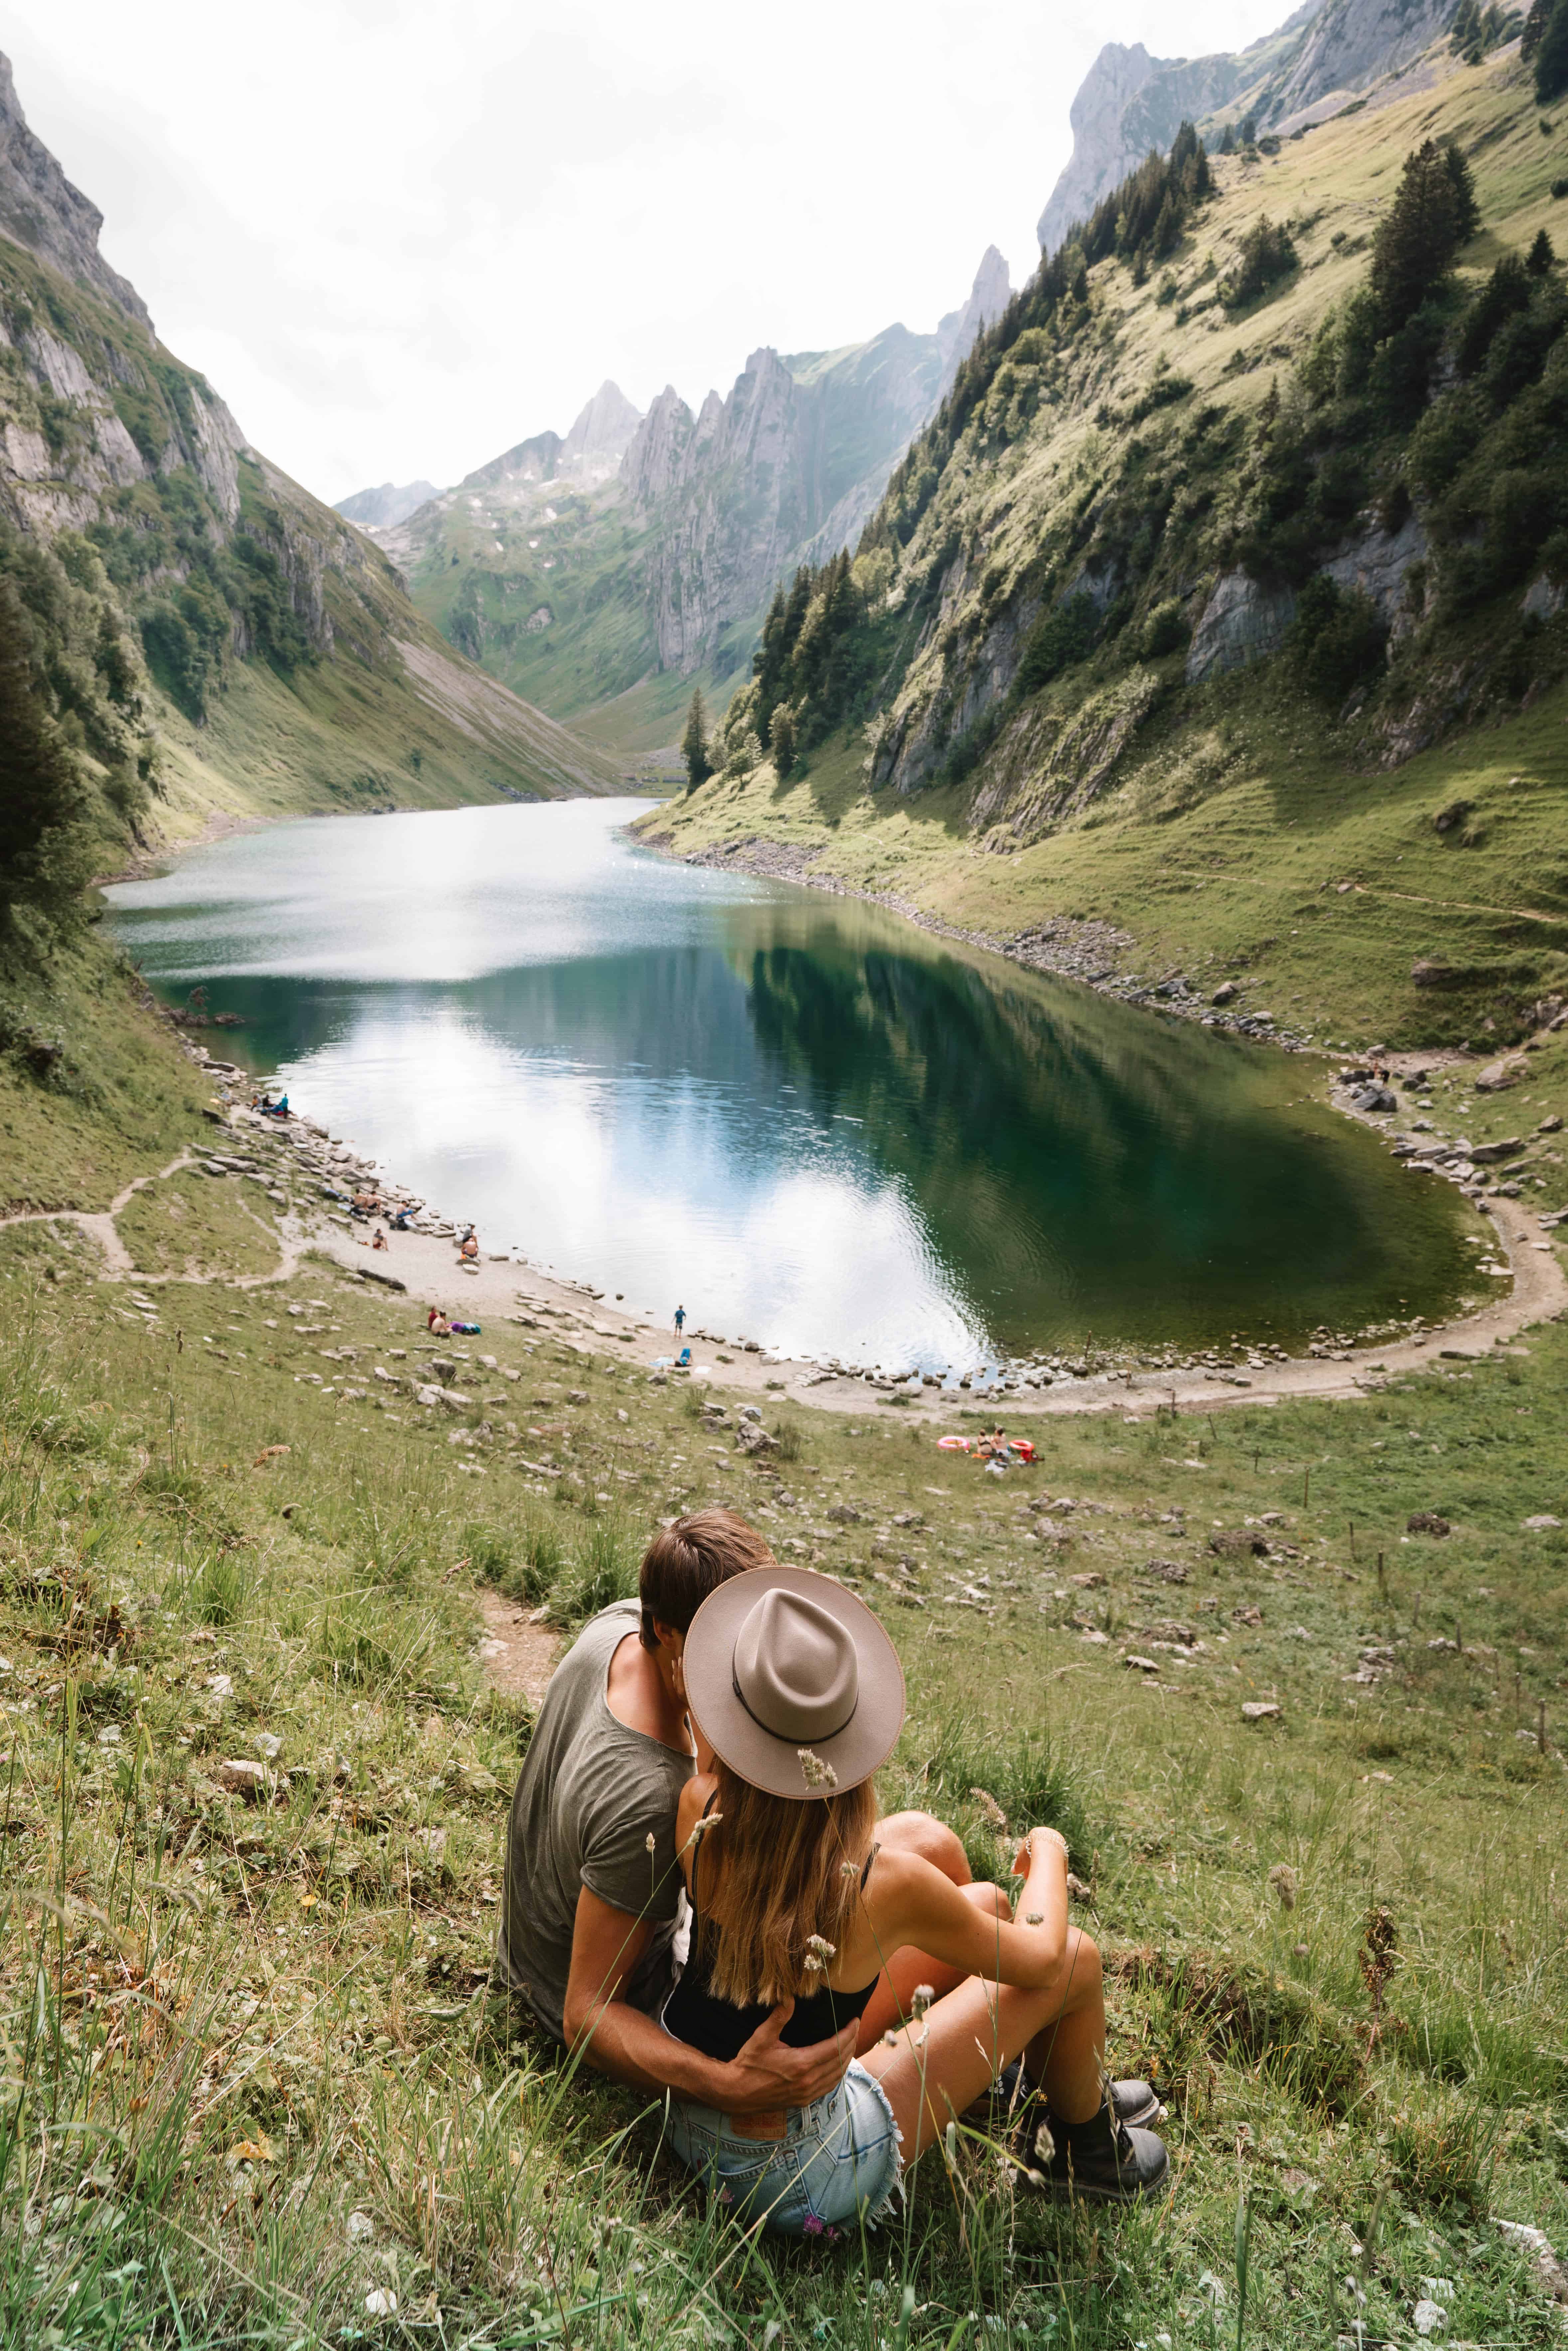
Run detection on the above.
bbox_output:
[107,798,1471,1368]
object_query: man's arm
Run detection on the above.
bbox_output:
[561,1886,854,2112]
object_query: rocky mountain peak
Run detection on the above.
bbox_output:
[1036,0,1454,258]
[0,51,152,332]
[558,378,642,481]
[938,245,1014,367]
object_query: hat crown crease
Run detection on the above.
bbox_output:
[733,1587,858,1744]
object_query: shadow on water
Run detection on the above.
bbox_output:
[108,802,1473,1365]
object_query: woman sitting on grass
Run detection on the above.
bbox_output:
[660,1566,1167,2236]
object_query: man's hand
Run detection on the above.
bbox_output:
[717,1997,857,2114]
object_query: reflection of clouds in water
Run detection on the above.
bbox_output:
[280,1000,984,1369]
[108,800,776,986]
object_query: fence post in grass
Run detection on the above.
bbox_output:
[1376,1550,1386,1598]
[1303,1465,1311,1509]
[1540,1702,1550,1757]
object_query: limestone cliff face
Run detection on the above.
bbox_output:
[0,49,614,808]
[0,54,151,332]
[1037,0,1452,256]
[622,250,1012,675]
[1267,0,1454,121]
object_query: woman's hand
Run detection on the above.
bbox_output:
[1012,1826,1069,1878]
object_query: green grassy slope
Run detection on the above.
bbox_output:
[650,46,1568,1054]
[0,983,1564,2346]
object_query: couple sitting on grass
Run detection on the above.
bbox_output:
[494,1510,1167,2237]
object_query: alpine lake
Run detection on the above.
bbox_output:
[106,796,1475,1378]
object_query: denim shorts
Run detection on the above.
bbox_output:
[668,2060,903,2237]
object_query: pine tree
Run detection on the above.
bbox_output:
[1528,227,1557,276]
[0,580,89,922]
[1442,138,1482,245]
[1536,0,1568,99]
[767,701,796,780]
[1522,0,1550,58]
[681,688,713,793]
[1369,140,1464,334]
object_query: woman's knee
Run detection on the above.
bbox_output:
[1056,1926,1102,2003]
[963,1880,1012,1925]
[876,1810,971,1885]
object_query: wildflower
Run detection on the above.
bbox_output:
[911,1983,935,2020]
[802,2213,825,2237]
[1032,2116,1056,2165]
[803,1932,837,1976]
[1268,1862,1298,1912]
[798,1748,838,1790]
[970,1786,1008,1832]
[841,1859,860,1877]
[645,1832,656,1855]
[1025,1912,1044,1926]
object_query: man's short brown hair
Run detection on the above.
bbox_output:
[639,1509,775,1648]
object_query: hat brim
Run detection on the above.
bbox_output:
[682,1566,906,1801]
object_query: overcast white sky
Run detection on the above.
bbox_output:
[7,0,1288,505]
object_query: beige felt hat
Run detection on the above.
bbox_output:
[681,1566,905,1800]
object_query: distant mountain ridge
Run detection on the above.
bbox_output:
[334,479,440,529]
[1038,0,1455,255]
[369,248,1011,746]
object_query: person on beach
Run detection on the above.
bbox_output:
[427,1308,452,1335]
[372,1226,389,1251]
[659,1566,1167,2232]
[494,1513,982,2127]
[674,1304,686,1336]
[459,1231,479,1261]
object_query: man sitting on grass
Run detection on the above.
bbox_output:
[494,1508,966,2112]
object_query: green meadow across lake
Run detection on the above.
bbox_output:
[107,800,1474,1368]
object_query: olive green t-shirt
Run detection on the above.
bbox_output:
[494,1600,693,2041]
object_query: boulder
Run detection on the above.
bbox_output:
[1475,1056,1525,1092]
[1522,1514,1562,1531]
[1211,980,1238,1006]
[1469,1137,1523,1164]
[1241,1701,1282,1722]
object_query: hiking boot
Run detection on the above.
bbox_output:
[973,2063,1162,2131]
[1014,2096,1169,2202]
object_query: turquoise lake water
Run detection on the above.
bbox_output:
[105,797,1471,1370]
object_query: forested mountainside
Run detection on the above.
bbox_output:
[655,30,1568,1056]
[0,52,617,868]
[372,253,1011,753]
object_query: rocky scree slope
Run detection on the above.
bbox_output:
[1038,0,1459,257]
[378,253,1011,751]
[0,53,616,845]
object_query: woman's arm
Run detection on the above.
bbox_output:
[863,1829,1071,1990]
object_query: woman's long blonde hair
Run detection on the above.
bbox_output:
[697,1761,878,2007]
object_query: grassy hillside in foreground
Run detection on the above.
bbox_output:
[654,44,1568,1050]
[0,978,1565,2347]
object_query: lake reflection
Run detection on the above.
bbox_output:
[106,798,1471,1367]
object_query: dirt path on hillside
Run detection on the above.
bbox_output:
[474,1591,561,1706]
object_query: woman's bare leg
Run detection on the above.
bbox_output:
[854,1813,974,2054]
[858,1926,1109,2160]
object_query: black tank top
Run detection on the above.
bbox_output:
[661,1796,880,2064]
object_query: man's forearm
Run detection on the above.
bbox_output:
[567,1994,744,2107]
